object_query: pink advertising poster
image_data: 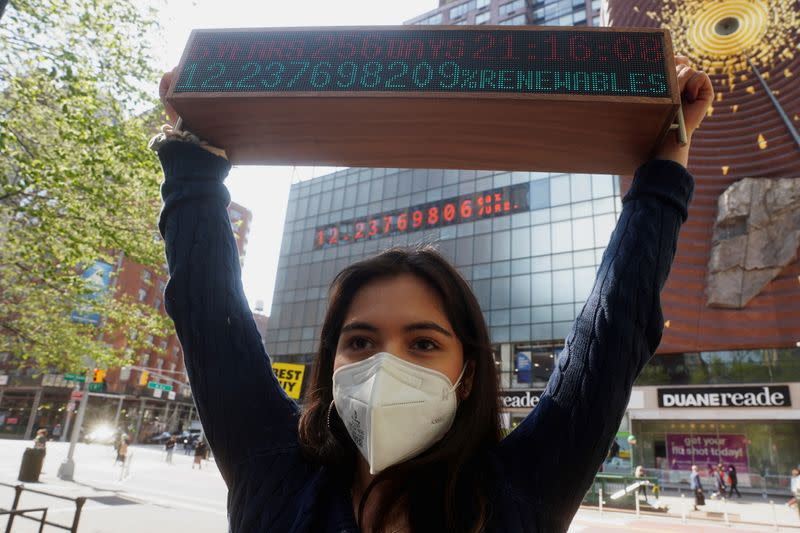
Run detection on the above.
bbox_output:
[666,434,749,472]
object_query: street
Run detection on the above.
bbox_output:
[1,440,798,532]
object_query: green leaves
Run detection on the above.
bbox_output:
[1,0,171,371]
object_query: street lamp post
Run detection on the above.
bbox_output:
[57,370,91,481]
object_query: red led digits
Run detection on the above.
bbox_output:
[312,183,530,249]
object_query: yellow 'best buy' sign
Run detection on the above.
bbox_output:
[271,362,305,399]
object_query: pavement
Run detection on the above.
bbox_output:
[0,439,798,532]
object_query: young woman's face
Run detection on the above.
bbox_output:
[333,274,465,386]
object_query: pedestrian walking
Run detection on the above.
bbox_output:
[711,464,727,499]
[33,429,47,450]
[193,440,207,470]
[115,436,128,465]
[154,54,713,532]
[690,465,705,511]
[789,468,800,518]
[726,464,741,498]
[52,423,62,439]
[165,436,176,464]
[635,465,648,503]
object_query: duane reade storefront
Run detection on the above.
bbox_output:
[626,383,800,491]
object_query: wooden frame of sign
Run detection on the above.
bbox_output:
[166,26,680,173]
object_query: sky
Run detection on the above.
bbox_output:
[153,0,438,314]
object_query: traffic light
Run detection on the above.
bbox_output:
[92,368,106,383]
[139,370,149,386]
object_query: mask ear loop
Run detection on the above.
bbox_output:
[326,399,336,433]
[447,364,469,400]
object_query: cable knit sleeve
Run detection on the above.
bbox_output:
[157,140,300,488]
[494,159,694,531]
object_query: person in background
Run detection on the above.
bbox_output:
[33,428,48,451]
[52,423,62,440]
[115,436,129,465]
[165,435,177,464]
[193,439,207,470]
[789,468,799,518]
[710,463,726,499]
[727,464,741,498]
[690,465,705,511]
[635,465,648,503]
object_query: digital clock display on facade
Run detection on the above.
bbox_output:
[314,183,529,248]
[175,28,669,98]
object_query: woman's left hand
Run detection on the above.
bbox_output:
[653,55,714,167]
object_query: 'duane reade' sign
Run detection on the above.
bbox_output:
[658,386,792,408]
[167,26,681,172]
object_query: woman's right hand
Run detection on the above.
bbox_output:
[159,68,179,126]
[156,67,228,159]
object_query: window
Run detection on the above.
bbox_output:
[229,208,242,221]
[140,270,151,283]
[477,0,491,7]
[499,14,526,24]
[476,11,492,24]
[593,15,602,26]
[138,288,147,302]
[450,0,475,19]
[500,0,525,15]
[591,0,601,9]
[153,298,161,310]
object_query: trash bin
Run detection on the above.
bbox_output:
[18,447,46,482]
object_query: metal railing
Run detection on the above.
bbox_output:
[0,482,85,533]
[638,469,794,497]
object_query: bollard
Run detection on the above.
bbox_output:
[770,500,778,531]
[635,490,640,517]
[722,497,730,527]
[598,487,603,515]
[681,493,687,524]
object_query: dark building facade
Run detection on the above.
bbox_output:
[0,202,252,442]
[605,0,800,487]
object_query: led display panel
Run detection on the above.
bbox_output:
[314,183,529,248]
[174,29,669,98]
[167,27,680,172]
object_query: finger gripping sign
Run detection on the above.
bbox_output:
[272,362,306,399]
[167,26,680,173]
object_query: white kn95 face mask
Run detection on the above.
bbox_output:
[333,352,466,475]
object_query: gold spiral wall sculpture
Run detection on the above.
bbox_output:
[607,0,800,353]
[649,0,797,85]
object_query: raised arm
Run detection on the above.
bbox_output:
[495,159,693,529]
[157,140,299,486]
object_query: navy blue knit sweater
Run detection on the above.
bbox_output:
[157,140,693,532]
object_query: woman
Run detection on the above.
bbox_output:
[153,56,711,532]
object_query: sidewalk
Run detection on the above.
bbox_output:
[582,490,800,529]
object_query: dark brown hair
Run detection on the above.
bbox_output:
[298,245,501,533]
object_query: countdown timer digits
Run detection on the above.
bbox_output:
[314,183,529,248]
[175,29,669,98]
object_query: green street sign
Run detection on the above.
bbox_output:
[147,382,173,391]
[64,373,86,382]
[88,383,104,392]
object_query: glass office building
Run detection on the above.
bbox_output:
[265,168,622,403]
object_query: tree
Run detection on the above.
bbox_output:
[0,0,173,370]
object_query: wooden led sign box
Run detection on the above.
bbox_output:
[167,26,680,173]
